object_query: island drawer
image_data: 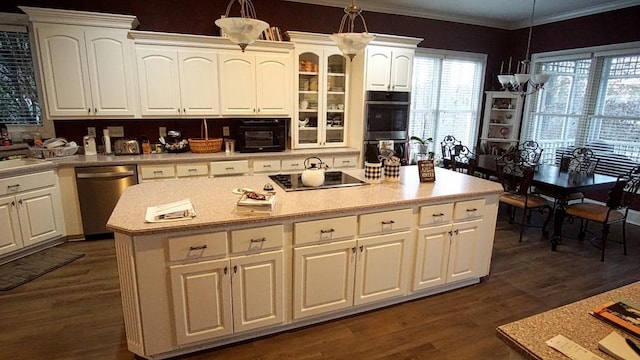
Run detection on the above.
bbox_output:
[294,216,357,245]
[332,155,358,169]
[419,203,454,226]
[253,159,281,173]
[0,170,55,195]
[453,199,485,220]
[358,208,413,236]
[140,164,175,180]
[167,232,228,262]
[210,160,250,176]
[176,163,209,178]
[281,158,306,172]
[230,225,283,253]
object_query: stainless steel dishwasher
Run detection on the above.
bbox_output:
[76,165,138,237]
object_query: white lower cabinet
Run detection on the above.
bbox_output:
[0,171,65,256]
[168,227,284,346]
[413,200,484,292]
[293,213,411,319]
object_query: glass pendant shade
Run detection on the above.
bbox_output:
[215,0,269,51]
[330,33,375,60]
[331,0,374,60]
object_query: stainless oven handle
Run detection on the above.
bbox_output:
[77,171,136,179]
[365,101,411,105]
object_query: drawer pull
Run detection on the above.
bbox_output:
[153,170,163,175]
[320,228,335,234]
[263,164,271,168]
[250,237,266,243]
[381,220,395,225]
[225,167,235,170]
[342,160,350,163]
[188,168,198,173]
[432,213,445,217]
[189,245,208,251]
[7,184,20,193]
[291,163,299,166]
[466,208,478,212]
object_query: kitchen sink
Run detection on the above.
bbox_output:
[0,157,48,170]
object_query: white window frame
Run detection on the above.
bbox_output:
[409,48,486,161]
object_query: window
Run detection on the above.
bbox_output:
[0,22,41,125]
[409,49,485,161]
[523,42,640,176]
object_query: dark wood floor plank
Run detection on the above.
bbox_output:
[1,205,639,360]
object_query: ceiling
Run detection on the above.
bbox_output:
[282,0,640,29]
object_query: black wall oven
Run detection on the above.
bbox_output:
[364,91,410,141]
[237,119,287,153]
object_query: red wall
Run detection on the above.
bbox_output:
[3,1,640,144]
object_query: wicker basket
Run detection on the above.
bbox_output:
[189,119,222,153]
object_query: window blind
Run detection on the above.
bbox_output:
[523,44,640,177]
[409,50,485,160]
[0,27,41,125]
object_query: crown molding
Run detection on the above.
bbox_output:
[19,6,139,29]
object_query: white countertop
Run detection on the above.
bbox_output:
[106,166,504,236]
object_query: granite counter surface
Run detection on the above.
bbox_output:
[49,147,360,168]
[497,281,640,360]
[107,166,503,236]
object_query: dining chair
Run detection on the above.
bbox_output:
[495,151,553,242]
[564,166,640,261]
[448,145,477,174]
[518,140,544,166]
[541,147,599,208]
[440,135,462,168]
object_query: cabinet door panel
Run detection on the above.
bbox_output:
[179,51,220,115]
[219,55,255,114]
[231,251,283,332]
[413,224,451,291]
[37,25,91,116]
[366,46,392,91]
[18,188,63,246]
[169,259,232,345]
[85,29,135,116]
[448,219,482,283]
[136,47,181,116]
[0,196,23,255]
[293,239,356,319]
[256,55,290,115]
[390,49,413,92]
[354,231,410,305]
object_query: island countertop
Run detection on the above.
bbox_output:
[497,281,640,360]
[107,166,503,236]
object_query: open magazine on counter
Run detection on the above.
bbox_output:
[145,198,197,223]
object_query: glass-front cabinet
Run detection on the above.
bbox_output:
[479,91,523,155]
[292,43,348,148]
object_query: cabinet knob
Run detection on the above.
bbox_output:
[359,245,364,252]
[352,247,356,254]
[18,199,23,205]
[11,200,16,207]
[88,108,91,114]
[233,265,238,274]
[183,108,186,113]
[94,108,97,114]
[224,266,228,275]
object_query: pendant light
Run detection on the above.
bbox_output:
[497,0,550,96]
[215,0,269,52]
[329,0,375,61]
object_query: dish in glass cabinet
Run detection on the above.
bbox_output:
[500,127,510,138]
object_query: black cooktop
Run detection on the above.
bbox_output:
[269,171,368,191]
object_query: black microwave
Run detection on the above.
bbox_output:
[237,119,287,153]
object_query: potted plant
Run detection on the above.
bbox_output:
[410,136,434,160]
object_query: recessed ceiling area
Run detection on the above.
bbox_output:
[281,0,640,29]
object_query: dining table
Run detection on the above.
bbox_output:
[474,154,619,251]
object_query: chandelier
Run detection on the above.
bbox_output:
[497,0,550,96]
[215,0,269,52]
[329,0,375,61]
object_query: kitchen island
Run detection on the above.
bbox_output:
[108,166,503,359]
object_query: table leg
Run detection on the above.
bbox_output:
[551,200,568,251]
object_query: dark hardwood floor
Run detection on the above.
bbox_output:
[2,206,639,360]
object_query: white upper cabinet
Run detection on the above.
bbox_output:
[136,46,220,117]
[219,52,291,116]
[365,45,414,92]
[36,25,136,118]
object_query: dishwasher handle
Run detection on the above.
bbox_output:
[76,170,136,179]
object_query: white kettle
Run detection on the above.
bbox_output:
[83,135,97,155]
[301,157,328,187]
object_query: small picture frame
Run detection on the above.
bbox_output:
[417,160,436,182]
